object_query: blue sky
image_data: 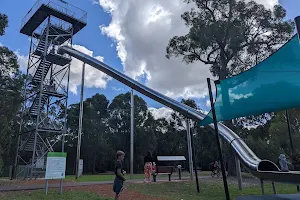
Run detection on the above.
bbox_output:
[0,0,131,106]
[0,0,299,113]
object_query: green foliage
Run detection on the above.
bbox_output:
[107,92,157,172]
[166,0,294,79]
[0,13,25,176]
[0,13,8,36]
[65,92,159,174]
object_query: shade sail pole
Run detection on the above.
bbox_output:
[294,16,300,42]
[207,78,230,200]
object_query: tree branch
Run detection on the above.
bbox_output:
[207,47,219,62]
[225,0,233,40]
[201,0,216,22]
[190,48,215,65]
[239,40,275,50]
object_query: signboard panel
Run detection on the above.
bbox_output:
[45,152,67,180]
[157,156,186,161]
[78,159,83,177]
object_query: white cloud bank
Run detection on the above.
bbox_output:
[15,50,28,72]
[149,107,173,121]
[98,0,279,99]
[69,45,111,94]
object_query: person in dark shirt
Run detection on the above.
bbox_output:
[113,150,126,200]
[144,150,153,183]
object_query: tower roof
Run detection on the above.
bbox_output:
[20,0,87,36]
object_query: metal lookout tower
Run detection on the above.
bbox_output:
[15,0,87,179]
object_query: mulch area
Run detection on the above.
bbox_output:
[65,184,167,200]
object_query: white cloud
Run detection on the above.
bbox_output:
[98,0,278,100]
[206,100,211,108]
[99,0,211,99]
[14,50,28,72]
[12,45,110,95]
[69,45,111,94]
[149,107,173,121]
[245,0,278,9]
[0,44,28,72]
[111,86,125,92]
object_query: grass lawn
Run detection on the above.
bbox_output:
[0,190,112,200]
[1,180,299,200]
[65,171,206,182]
[128,180,299,200]
[65,174,145,182]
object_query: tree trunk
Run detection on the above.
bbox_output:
[219,49,237,176]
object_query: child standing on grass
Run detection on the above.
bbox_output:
[113,150,126,200]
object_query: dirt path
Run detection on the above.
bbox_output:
[65,184,167,200]
[0,179,73,187]
[202,175,261,187]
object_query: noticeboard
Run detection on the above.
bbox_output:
[45,152,67,180]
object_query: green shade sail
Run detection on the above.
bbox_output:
[200,34,300,126]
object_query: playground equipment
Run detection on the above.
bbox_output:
[15,0,87,179]
[58,45,300,185]
[17,0,300,199]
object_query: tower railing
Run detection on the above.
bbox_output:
[21,0,87,30]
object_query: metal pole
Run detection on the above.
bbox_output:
[59,179,63,194]
[130,89,134,179]
[272,182,276,194]
[285,110,299,191]
[207,78,230,200]
[260,179,264,195]
[62,62,71,153]
[190,126,200,193]
[186,119,193,180]
[294,16,300,42]
[13,135,21,179]
[75,63,85,179]
[286,110,294,154]
[235,156,242,190]
[45,179,49,195]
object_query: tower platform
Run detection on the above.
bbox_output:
[20,0,87,36]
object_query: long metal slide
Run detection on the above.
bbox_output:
[58,46,300,184]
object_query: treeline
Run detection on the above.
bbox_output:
[61,93,218,174]
[0,13,25,176]
[59,92,300,175]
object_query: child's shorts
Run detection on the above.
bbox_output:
[113,177,124,195]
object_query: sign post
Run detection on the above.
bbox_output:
[45,152,67,195]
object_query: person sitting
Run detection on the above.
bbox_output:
[279,154,291,172]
